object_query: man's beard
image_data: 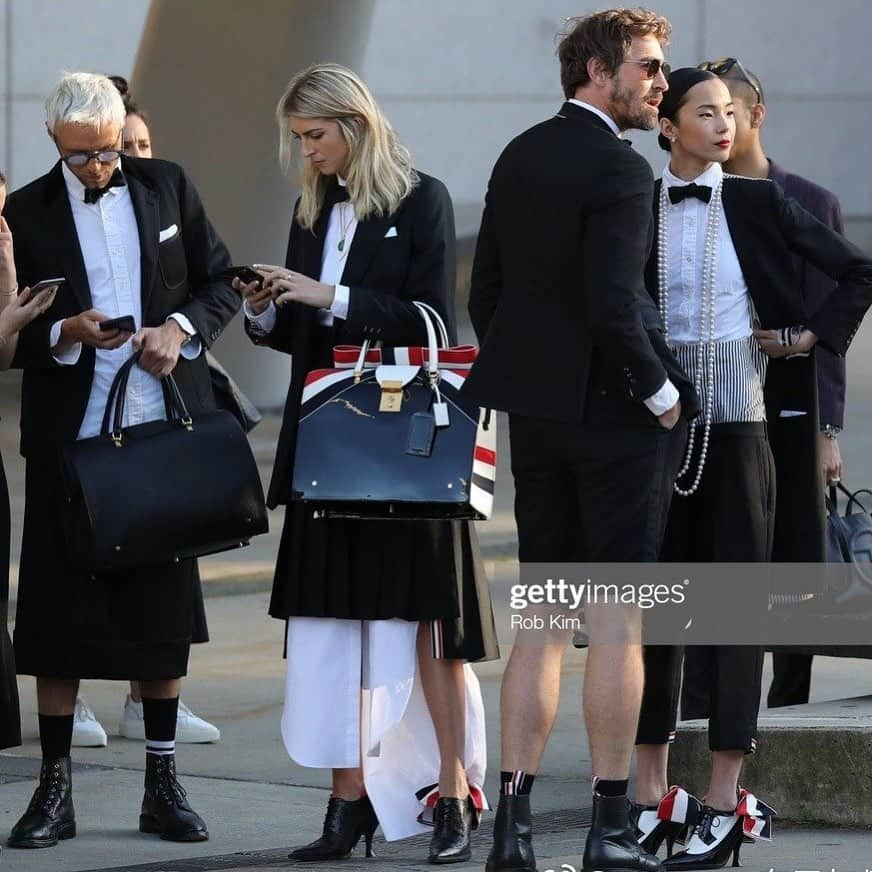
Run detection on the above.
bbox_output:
[610,81,658,132]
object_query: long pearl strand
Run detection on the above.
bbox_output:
[657,178,724,497]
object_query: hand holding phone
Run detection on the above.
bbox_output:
[219,266,263,289]
[99,314,136,333]
[29,277,65,299]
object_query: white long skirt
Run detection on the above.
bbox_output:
[281,616,488,841]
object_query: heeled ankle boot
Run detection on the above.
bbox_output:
[139,753,208,842]
[428,796,477,864]
[582,794,663,872]
[485,794,536,872]
[7,757,76,848]
[290,795,379,861]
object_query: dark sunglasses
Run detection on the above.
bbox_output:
[57,147,122,168]
[624,58,670,79]
[698,57,762,104]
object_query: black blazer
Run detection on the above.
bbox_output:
[246,172,456,508]
[646,174,872,562]
[4,156,238,458]
[768,159,847,428]
[464,101,698,422]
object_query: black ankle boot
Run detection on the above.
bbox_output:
[7,757,76,849]
[290,795,379,861]
[139,753,208,842]
[582,794,663,872]
[428,796,477,864]
[485,794,536,872]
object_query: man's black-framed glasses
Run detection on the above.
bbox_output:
[58,148,122,168]
[698,57,762,104]
[624,58,671,79]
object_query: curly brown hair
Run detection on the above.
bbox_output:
[558,8,672,98]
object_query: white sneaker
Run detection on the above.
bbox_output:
[118,695,221,743]
[71,697,108,747]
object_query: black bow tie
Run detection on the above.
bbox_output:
[83,169,125,204]
[668,183,712,205]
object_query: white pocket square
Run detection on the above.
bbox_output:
[384,226,398,238]
[779,409,807,418]
[159,224,179,243]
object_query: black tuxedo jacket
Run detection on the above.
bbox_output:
[4,156,238,457]
[464,101,698,422]
[768,159,846,428]
[246,172,456,508]
[646,174,872,562]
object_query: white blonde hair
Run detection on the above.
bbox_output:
[276,63,417,231]
[45,71,126,133]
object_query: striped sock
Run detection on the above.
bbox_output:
[142,696,178,756]
[500,770,535,796]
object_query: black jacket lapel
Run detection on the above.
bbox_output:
[42,163,91,311]
[339,211,393,287]
[124,164,160,316]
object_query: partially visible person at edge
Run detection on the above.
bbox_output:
[464,10,699,872]
[4,71,239,849]
[695,59,850,710]
[56,73,221,751]
[239,63,498,866]
[632,68,872,871]
[0,169,62,818]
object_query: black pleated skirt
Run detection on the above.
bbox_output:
[269,504,498,663]
[0,452,20,750]
[13,455,207,680]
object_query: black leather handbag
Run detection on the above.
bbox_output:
[291,302,496,520]
[206,351,262,433]
[61,353,268,573]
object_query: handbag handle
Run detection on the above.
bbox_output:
[832,481,872,517]
[101,351,193,446]
[826,486,853,562]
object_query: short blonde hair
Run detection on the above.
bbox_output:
[276,64,417,231]
[45,71,126,132]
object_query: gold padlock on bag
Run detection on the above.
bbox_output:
[379,380,405,412]
[375,365,420,414]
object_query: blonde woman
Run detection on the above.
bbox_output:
[238,64,497,865]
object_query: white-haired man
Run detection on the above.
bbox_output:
[5,72,239,848]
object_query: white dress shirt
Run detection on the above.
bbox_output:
[661,162,753,344]
[245,176,354,332]
[52,162,201,439]
[567,100,678,416]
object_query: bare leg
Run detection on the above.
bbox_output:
[584,602,643,779]
[129,680,141,702]
[332,767,365,801]
[705,751,743,811]
[417,623,468,798]
[36,677,78,716]
[634,744,670,805]
[138,678,181,700]
[500,627,571,771]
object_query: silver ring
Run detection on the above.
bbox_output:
[830,477,841,484]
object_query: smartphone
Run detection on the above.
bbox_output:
[99,314,136,333]
[219,266,263,288]
[30,277,65,298]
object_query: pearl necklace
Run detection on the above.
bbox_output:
[657,176,724,497]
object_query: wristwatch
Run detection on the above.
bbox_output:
[821,424,842,439]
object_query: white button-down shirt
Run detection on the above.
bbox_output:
[52,162,200,439]
[661,162,753,344]
[245,176,353,331]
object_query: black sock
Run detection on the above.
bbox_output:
[39,713,74,760]
[500,770,535,796]
[593,777,629,797]
[142,696,178,757]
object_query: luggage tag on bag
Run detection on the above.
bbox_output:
[375,365,419,413]
[406,410,437,456]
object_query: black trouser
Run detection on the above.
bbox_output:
[638,423,775,753]
[509,383,688,566]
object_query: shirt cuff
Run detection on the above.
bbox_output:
[643,378,680,416]
[167,313,202,360]
[330,285,350,321]
[244,299,277,334]
[50,319,82,366]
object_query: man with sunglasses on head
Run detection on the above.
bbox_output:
[465,9,697,872]
[694,58,848,711]
[3,72,238,849]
